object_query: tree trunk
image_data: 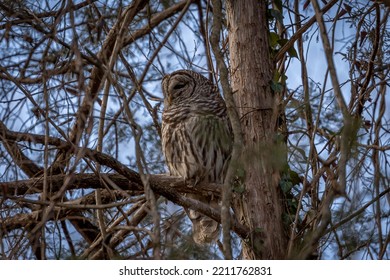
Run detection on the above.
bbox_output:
[226,0,288,259]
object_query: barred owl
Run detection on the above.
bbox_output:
[161,70,232,244]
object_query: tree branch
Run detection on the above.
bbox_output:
[0,172,248,239]
[274,0,339,62]
[123,0,196,47]
[50,0,148,174]
[210,0,243,260]
[0,121,43,177]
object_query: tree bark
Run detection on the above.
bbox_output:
[226,0,288,259]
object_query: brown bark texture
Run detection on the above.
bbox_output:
[226,0,288,259]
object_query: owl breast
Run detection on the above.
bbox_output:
[162,112,232,184]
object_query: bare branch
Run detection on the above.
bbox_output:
[210,0,243,260]
[274,0,339,62]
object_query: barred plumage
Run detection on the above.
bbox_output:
[161,70,232,244]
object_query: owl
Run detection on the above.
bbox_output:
[161,70,232,244]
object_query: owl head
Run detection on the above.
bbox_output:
[161,70,215,108]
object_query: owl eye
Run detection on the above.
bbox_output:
[173,83,186,90]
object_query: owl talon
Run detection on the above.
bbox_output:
[185,178,196,188]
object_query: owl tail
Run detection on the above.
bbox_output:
[186,195,220,244]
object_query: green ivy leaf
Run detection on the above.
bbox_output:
[277,38,289,47]
[289,170,302,186]
[269,9,284,24]
[270,80,283,93]
[269,32,280,49]
[280,179,293,193]
[287,46,299,58]
[274,0,283,11]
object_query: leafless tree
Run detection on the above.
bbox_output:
[0,0,389,259]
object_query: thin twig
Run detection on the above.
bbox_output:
[210,0,244,260]
[311,0,350,194]
[274,0,339,62]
